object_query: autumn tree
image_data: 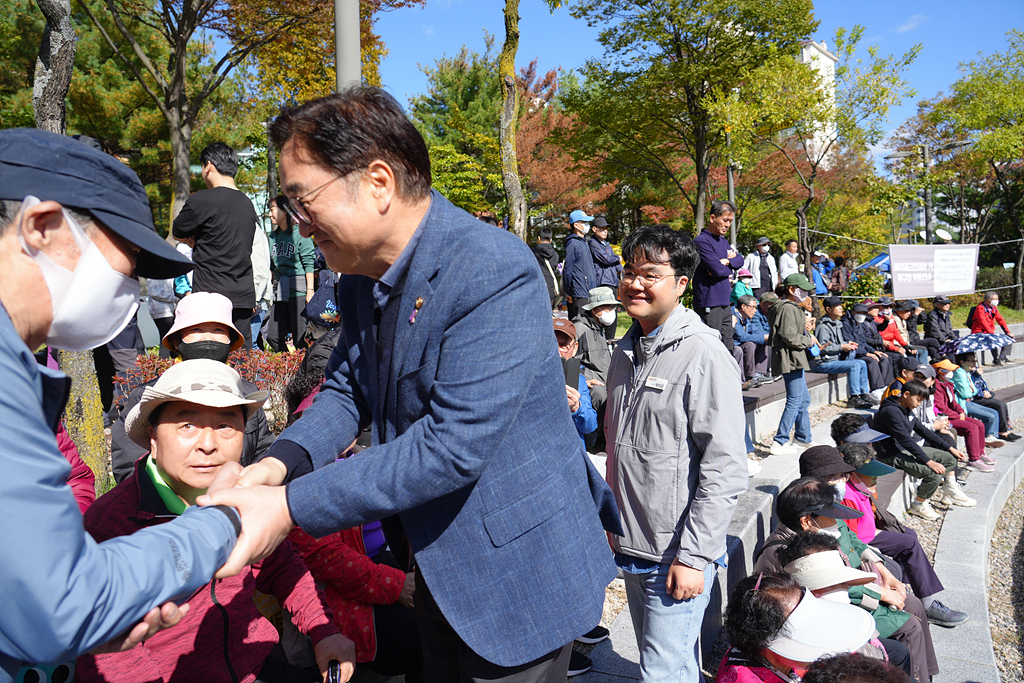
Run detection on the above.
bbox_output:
[559,0,817,232]
[711,26,919,281]
[79,0,333,222]
[946,30,1024,307]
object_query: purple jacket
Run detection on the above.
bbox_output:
[692,230,742,309]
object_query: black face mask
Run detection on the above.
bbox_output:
[176,340,232,363]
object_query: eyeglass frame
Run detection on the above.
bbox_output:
[278,169,361,225]
[618,263,679,288]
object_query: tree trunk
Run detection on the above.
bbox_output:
[1014,240,1023,312]
[59,350,111,485]
[33,0,76,134]
[33,1,109,487]
[267,118,279,200]
[169,115,193,224]
[498,0,527,241]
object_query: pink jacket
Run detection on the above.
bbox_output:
[842,485,878,545]
[57,423,95,514]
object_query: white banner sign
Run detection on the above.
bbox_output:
[888,244,980,299]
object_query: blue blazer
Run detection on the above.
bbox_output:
[281,191,619,667]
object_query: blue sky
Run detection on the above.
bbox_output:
[375,0,1023,156]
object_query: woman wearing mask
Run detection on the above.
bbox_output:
[731,268,756,306]
[952,352,1015,444]
[970,291,1015,365]
[743,237,779,300]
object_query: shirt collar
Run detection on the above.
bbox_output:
[372,196,433,310]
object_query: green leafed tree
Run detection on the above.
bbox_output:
[946,30,1024,307]
[558,0,817,232]
[709,26,919,281]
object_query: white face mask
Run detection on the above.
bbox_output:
[833,481,847,500]
[740,278,753,285]
[596,309,617,326]
[854,314,867,324]
[941,369,954,379]
[759,245,770,253]
[578,222,591,235]
[991,300,999,307]
[792,288,809,303]
[18,196,140,351]
[818,589,851,605]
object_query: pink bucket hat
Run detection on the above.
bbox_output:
[738,268,753,278]
[162,291,244,351]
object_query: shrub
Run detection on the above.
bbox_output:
[843,268,886,303]
[112,349,305,433]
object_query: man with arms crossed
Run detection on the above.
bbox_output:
[202,87,619,683]
[605,225,748,682]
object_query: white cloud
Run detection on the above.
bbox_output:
[896,14,927,33]
[423,25,436,38]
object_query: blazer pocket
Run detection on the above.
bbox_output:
[483,478,568,547]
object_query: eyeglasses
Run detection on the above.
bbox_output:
[619,270,676,287]
[279,175,345,225]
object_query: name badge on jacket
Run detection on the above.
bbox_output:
[645,377,668,391]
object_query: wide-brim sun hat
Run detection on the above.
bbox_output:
[124,359,268,448]
[582,287,619,311]
[856,459,897,477]
[766,588,875,662]
[784,550,877,592]
[162,291,245,352]
[843,424,889,444]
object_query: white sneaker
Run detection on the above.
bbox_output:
[985,436,1005,448]
[795,440,821,450]
[870,388,885,401]
[907,500,941,521]
[769,440,800,456]
[747,458,762,477]
[930,490,945,505]
[941,482,977,507]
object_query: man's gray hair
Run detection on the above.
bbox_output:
[985,291,1000,302]
[0,198,93,237]
[737,294,757,308]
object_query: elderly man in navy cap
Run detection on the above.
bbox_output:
[0,129,253,682]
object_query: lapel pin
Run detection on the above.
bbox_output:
[410,297,424,324]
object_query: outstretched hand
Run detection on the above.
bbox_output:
[89,602,190,655]
[197,484,294,579]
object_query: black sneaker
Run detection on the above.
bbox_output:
[859,393,880,406]
[1005,433,1021,442]
[568,650,593,676]
[576,625,609,644]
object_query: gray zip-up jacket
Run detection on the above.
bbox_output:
[813,316,848,364]
[604,304,749,570]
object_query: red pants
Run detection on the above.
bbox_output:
[950,416,986,460]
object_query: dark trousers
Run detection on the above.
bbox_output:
[879,638,913,678]
[732,342,770,381]
[869,529,944,599]
[415,575,573,683]
[985,345,1011,364]
[270,298,308,352]
[154,315,174,358]
[697,305,734,351]
[255,654,321,683]
[890,593,939,680]
[567,299,582,321]
[861,353,895,390]
[974,396,1010,433]
[232,307,253,350]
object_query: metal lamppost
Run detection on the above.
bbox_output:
[335,0,361,90]
[885,140,972,244]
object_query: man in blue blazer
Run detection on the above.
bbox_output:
[201,87,619,682]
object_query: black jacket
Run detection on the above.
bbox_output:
[110,376,275,483]
[531,242,561,302]
[924,309,957,343]
[842,313,887,356]
[872,397,953,464]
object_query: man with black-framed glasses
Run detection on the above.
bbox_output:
[605,225,747,683]
[172,142,259,348]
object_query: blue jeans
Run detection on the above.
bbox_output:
[623,563,715,683]
[814,358,870,395]
[965,400,999,437]
[250,302,268,349]
[775,369,811,445]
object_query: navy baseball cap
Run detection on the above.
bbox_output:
[844,424,889,444]
[0,129,193,279]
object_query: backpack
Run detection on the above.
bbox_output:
[965,305,976,329]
